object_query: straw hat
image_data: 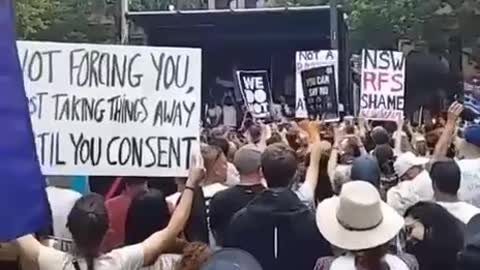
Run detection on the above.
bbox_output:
[316,181,404,251]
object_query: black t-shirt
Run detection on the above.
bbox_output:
[209,184,265,245]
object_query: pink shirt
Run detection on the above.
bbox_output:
[104,194,132,251]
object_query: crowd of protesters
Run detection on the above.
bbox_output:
[6,100,480,270]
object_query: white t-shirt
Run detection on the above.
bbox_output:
[38,244,144,270]
[207,106,222,118]
[295,182,315,209]
[329,254,410,270]
[226,162,240,186]
[387,170,434,215]
[222,105,237,127]
[46,187,82,240]
[437,201,480,224]
[141,254,181,270]
[458,158,480,208]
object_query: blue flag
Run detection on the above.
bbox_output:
[0,0,48,241]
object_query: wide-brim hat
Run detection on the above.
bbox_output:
[316,181,404,251]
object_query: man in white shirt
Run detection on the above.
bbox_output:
[457,125,480,207]
[387,152,434,215]
[222,95,237,128]
[431,159,480,224]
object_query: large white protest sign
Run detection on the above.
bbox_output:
[360,49,405,121]
[295,50,338,119]
[18,41,201,177]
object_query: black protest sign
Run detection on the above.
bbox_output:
[300,66,338,120]
[236,70,272,119]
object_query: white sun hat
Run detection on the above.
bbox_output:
[316,181,404,251]
[394,152,429,178]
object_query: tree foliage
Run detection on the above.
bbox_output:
[344,0,480,51]
[15,0,116,43]
[14,0,480,50]
[15,0,59,39]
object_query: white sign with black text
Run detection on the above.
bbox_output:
[360,49,405,121]
[19,41,202,177]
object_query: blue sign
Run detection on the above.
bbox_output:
[0,0,48,240]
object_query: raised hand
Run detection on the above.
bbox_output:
[186,153,205,188]
[447,101,463,125]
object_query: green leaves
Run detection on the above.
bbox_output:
[342,0,479,51]
[15,0,116,43]
[15,0,59,39]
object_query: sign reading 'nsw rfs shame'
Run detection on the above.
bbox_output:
[360,50,405,121]
[236,70,272,118]
[18,41,201,177]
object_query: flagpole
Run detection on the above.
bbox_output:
[329,0,338,50]
[120,0,129,44]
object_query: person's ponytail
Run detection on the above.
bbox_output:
[67,194,109,270]
[86,255,95,270]
[354,245,390,270]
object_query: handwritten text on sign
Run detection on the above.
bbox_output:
[236,70,272,119]
[295,50,338,119]
[18,41,201,177]
[360,50,405,121]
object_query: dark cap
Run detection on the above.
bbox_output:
[200,248,263,270]
[350,155,381,188]
[465,125,480,148]
[371,126,390,145]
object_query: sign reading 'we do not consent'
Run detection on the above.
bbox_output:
[360,49,405,121]
[236,70,272,119]
[18,41,202,177]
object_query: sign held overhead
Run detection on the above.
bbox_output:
[19,41,202,177]
[360,49,405,121]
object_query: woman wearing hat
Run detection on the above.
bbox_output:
[314,181,418,270]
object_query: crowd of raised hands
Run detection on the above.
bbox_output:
[12,100,480,270]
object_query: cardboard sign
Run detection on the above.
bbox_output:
[360,49,405,121]
[18,41,202,177]
[300,65,338,120]
[295,50,338,119]
[236,70,272,118]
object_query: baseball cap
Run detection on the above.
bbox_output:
[350,155,381,188]
[233,145,262,175]
[394,152,428,178]
[199,248,263,270]
[465,124,480,148]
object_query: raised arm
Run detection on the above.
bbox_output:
[431,102,463,162]
[15,234,43,266]
[394,118,404,155]
[141,166,204,266]
[328,125,343,180]
[304,141,330,194]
